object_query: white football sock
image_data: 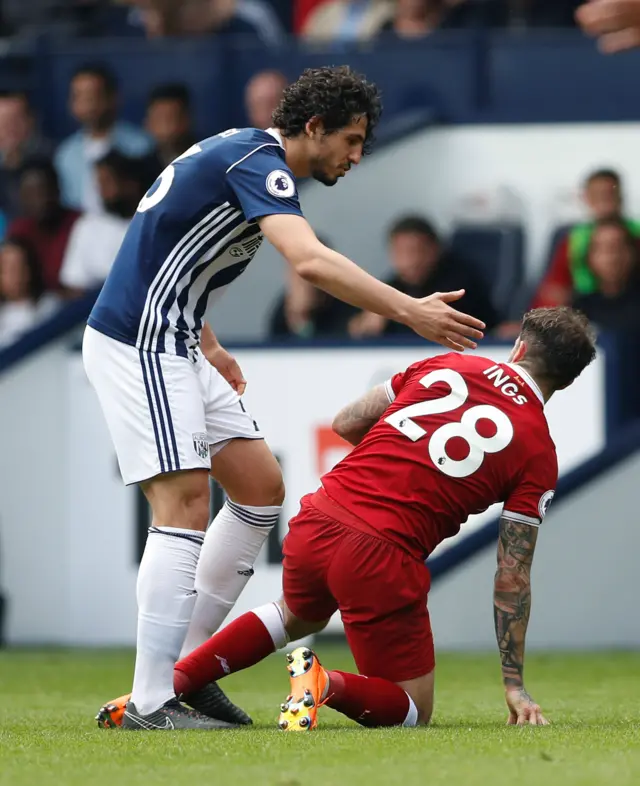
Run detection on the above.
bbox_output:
[252,601,289,650]
[131,526,203,715]
[403,694,419,727]
[179,501,280,658]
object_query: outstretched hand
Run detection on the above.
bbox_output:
[406,289,485,351]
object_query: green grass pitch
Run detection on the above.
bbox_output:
[1,646,639,786]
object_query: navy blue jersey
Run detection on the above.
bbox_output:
[88,128,303,357]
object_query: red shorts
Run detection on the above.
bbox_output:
[282,490,435,683]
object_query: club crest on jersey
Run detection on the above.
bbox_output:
[538,490,555,519]
[266,169,295,198]
[192,433,209,460]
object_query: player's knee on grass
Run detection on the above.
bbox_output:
[281,600,330,641]
[142,468,211,532]
[397,670,435,726]
[211,438,285,507]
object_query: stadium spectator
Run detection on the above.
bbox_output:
[301,0,393,42]
[440,0,581,28]
[232,0,287,43]
[377,0,446,39]
[269,248,352,338]
[348,215,498,338]
[1,0,114,36]
[532,169,640,309]
[43,1,139,37]
[7,160,80,292]
[0,238,60,348]
[55,64,152,213]
[145,84,197,172]
[131,0,285,45]
[0,91,53,219]
[573,218,640,332]
[294,0,326,33]
[59,151,147,293]
[1,0,51,34]
[245,71,288,130]
[504,0,581,28]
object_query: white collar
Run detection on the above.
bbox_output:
[266,128,284,148]
[507,363,545,406]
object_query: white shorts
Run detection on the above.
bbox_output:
[82,326,263,485]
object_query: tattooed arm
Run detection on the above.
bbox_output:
[494,516,537,687]
[332,385,391,446]
[494,515,548,725]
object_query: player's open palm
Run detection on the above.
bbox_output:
[505,687,549,726]
[410,290,485,351]
[205,346,247,396]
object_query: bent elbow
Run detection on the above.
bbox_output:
[294,257,325,286]
[332,416,361,447]
[332,413,347,438]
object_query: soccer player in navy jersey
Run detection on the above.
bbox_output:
[86,66,485,730]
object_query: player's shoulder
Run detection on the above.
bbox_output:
[520,438,558,492]
[404,352,490,376]
[200,127,288,171]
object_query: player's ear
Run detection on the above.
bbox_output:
[510,338,526,363]
[305,116,324,139]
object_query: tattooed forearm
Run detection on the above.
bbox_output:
[332,385,391,445]
[494,517,538,688]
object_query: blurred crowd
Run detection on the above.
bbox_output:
[0,1,585,43]
[0,1,638,351]
[0,64,290,345]
[271,171,640,342]
[1,53,640,349]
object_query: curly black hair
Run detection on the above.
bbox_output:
[272,66,382,155]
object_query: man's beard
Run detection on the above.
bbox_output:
[311,167,338,187]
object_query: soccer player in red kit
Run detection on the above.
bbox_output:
[101,307,596,731]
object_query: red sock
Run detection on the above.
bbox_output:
[325,670,415,728]
[173,611,276,696]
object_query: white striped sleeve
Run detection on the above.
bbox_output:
[384,378,396,403]
[502,510,541,528]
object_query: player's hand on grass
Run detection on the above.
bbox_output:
[408,290,485,351]
[576,0,640,52]
[205,346,247,396]
[505,687,549,726]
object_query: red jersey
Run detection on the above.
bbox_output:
[320,353,558,560]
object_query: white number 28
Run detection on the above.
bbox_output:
[384,368,513,479]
